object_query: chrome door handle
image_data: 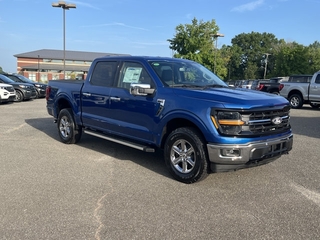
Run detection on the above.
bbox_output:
[110,97,121,101]
[82,92,91,97]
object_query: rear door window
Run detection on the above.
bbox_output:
[90,61,118,87]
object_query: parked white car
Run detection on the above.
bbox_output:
[0,83,16,103]
[241,80,254,89]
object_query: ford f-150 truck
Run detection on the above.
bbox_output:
[251,78,284,94]
[46,56,293,183]
[280,72,320,109]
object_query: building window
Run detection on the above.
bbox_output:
[29,73,36,81]
[40,73,48,83]
[52,74,60,80]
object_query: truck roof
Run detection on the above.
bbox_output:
[94,55,193,63]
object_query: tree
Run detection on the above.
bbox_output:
[229,32,280,79]
[0,67,4,74]
[167,17,228,78]
[273,42,311,76]
[307,41,320,73]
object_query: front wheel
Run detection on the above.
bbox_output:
[57,108,82,144]
[288,94,303,109]
[15,90,23,102]
[34,90,39,99]
[164,127,209,184]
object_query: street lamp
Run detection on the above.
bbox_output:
[211,33,224,74]
[263,53,271,79]
[52,1,76,79]
[37,55,40,82]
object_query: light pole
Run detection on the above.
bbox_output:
[211,33,224,74]
[263,53,271,79]
[37,55,40,82]
[52,1,76,79]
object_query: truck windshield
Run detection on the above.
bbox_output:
[148,60,228,88]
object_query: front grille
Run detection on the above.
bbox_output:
[241,106,291,136]
[251,138,292,160]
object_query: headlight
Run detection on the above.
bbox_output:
[34,84,42,87]
[211,111,245,135]
[19,85,27,88]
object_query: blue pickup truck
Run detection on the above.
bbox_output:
[46,56,293,183]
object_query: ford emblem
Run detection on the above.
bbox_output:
[271,116,282,125]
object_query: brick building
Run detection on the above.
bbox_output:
[14,49,128,83]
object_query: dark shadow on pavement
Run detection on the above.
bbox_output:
[25,117,170,180]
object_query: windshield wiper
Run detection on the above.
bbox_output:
[171,84,203,88]
[203,84,228,89]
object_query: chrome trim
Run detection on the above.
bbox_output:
[207,133,293,165]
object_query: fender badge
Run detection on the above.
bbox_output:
[271,116,282,125]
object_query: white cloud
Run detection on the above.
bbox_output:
[186,13,193,19]
[131,41,168,46]
[108,22,149,31]
[231,0,264,12]
[70,1,101,10]
[80,22,148,31]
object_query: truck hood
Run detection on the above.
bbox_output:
[0,83,13,87]
[173,86,289,109]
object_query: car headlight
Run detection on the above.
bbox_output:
[211,111,245,135]
[19,85,27,88]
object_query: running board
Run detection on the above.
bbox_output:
[84,129,155,153]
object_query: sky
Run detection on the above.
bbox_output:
[0,0,319,73]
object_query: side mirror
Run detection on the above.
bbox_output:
[130,84,155,96]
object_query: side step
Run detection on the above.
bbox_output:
[84,129,155,153]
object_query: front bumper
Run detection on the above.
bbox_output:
[207,133,293,172]
[36,88,46,97]
[22,89,32,100]
[30,89,37,98]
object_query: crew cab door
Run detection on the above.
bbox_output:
[107,61,159,143]
[309,73,320,101]
[81,61,118,130]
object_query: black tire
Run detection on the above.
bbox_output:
[288,94,303,109]
[34,90,39,99]
[15,90,23,102]
[164,127,209,184]
[57,108,82,144]
[310,103,320,109]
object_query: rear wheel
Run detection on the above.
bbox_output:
[57,108,82,144]
[288,94,303,109]
[164,127,209,184]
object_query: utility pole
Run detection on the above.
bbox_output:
[263,53,271,79]
[210,33,224,74]
[52,1,76,79]
[37,55,40,82]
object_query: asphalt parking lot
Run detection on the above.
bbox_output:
[0,99,320,240]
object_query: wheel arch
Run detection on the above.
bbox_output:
[288,89,304,100]
[53,94,81,127]
[159,114,211,150]
[54,97,72,117]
